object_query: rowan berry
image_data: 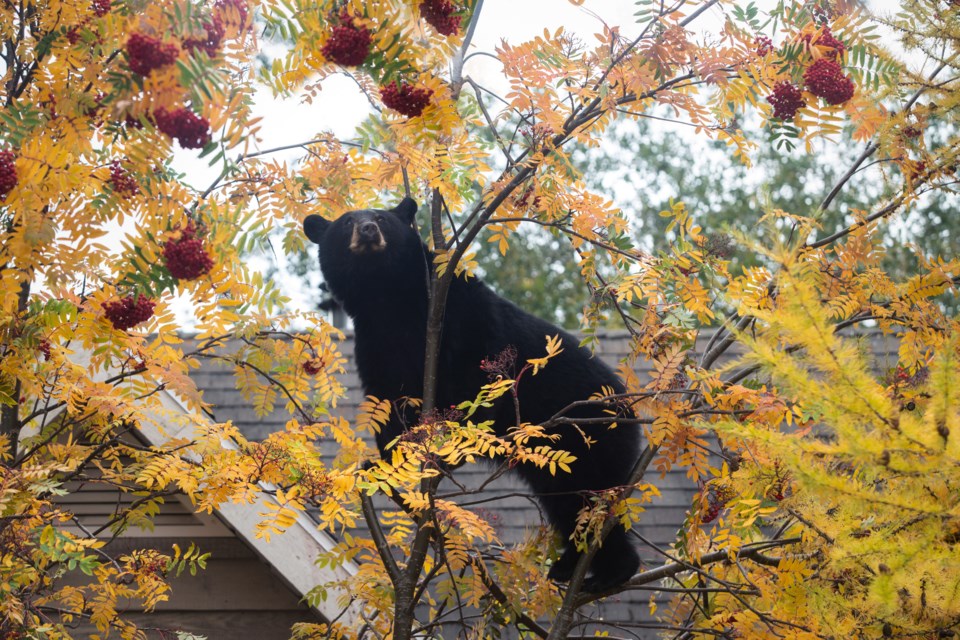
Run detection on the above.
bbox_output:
[109,161,140,197]
[163,223,214,280]
[754,36,773,57]
[803,58,854,105]
[0,149,17,198]
[380,81,433,117]
[814,27,845,60]
[420,0,461,36]
[126,33,179,76]
[154,107,212,149]
[766,81,806,120]
[104,295,156,330]
[321,14,372,66]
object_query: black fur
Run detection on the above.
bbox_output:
[304,198,641,591]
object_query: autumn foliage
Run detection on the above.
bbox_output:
[2,0,959,639]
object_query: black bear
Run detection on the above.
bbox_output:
[303,197,641,592]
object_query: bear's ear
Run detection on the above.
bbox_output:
[303,215,330,244]
[392,197,418,225]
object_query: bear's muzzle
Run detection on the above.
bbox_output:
[349,221,386,253]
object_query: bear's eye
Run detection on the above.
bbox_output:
[345,218,354,226]
[375,215,385,223]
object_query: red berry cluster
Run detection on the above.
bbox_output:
[701,486,735,523]
[109,161,140,197]
[702,501,722,524]
[92,0,111,17]
[321,13,372,66]
[302,358,325,375]
[754,35,773,57]
[0,149,17,198]
[812,2,836,23]
[513,188,541,210]
[38,340,52,361]
[126,33,179,76]
[668,371,689,390]
[803,58,854,105]
[814,27,845,60]
[903,125,922,139]
[380,81,433,117]
[420,0,460,36]
[184,19,226,58]
[154,107,212,149]
[104,294,156,330]
[766,81,806,121]
[163,223,214,280]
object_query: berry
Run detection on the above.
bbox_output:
[420,0,461,36]
[754,35,773,57]
[109,161,139,197]
[814,27,845,60]
[38,340,51,361]
[380,81,433,117]
[803,58,854,105]
[214,0,249,30]
[0,149,17,198]
[126,33,179,76]
[184,19,226,58]
[163,223,214,280]
[321,15,372,66]
[104,294,156,330]
[812,3,835,23]
[92,0,111,17]
[668,371,689,390]
[124,113,145,130]
[82,92,106,119]
[903,125,922,139]
[702,501,722,523]
[766,81,806,121]
[302,358,324,375]
[154,107,212,149]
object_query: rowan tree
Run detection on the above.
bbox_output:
[2,0,959,639]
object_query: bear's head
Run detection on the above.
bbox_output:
[303,198,426,312]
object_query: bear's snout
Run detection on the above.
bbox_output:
[349,218,386,253]
[358,221,379,240]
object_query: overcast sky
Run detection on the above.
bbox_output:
[168,2,709,322]
[171,0,902,322]
[177,1,683,188]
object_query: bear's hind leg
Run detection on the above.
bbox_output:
[547,544,580,584]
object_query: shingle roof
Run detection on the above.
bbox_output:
[190,329,901,630]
